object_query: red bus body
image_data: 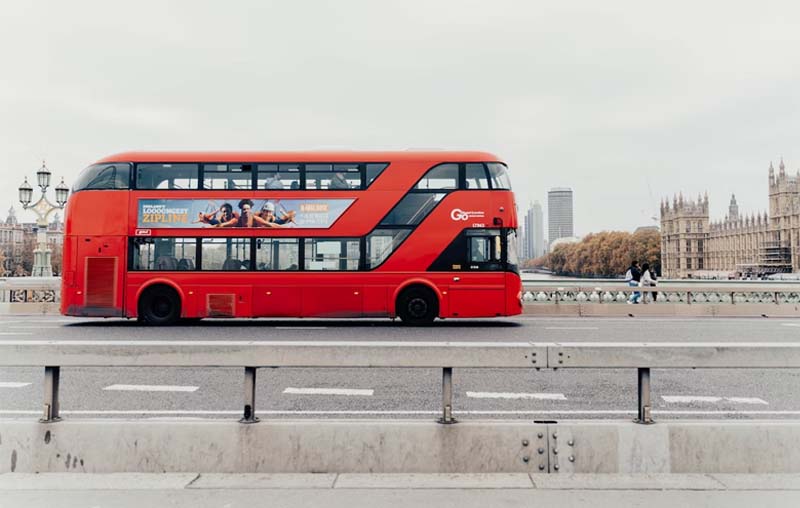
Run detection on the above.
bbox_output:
[61,151,522,323]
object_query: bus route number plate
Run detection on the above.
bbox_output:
[135,229,152,236]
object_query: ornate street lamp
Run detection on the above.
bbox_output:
[55,178,69,206]
[37,163,52,190]
[18,178,33,207]
[18,162,69,277]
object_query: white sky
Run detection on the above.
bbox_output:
[1,1,798,235]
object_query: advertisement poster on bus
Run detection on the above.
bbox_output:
[137,198,354,229]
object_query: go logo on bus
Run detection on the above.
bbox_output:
[450,208,486,221]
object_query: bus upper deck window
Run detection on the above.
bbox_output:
[203,164,252,190]
[72,163,131,192]
[486,162,511,190]
[136,164,199,190]
[257,164,300,190]
[465,163,490,189]
[366,163,389,187]
[416,164,458,190]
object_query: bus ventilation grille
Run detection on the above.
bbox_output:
[207,294,235,317]
[85,257,117,308]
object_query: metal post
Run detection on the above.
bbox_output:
[240,366,259,424]
[41,366,61,423]
[635,368,653,424]
[438,367,455,424]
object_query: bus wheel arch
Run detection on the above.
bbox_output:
[395,282,440,325]
[137,282,182,326]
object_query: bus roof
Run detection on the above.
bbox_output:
[96,150,502,164]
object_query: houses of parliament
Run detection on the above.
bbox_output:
[661,158,800,278]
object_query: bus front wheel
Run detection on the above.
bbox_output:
[139,285,181,326]
[397,286,439,325]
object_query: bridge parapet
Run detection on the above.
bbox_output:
[0,277,59,315]
[522,283,800,316]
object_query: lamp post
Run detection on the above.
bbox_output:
[18,162,69,277]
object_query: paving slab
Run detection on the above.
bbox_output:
[0,472,198,490]
[710,474,800,490]
[529,473,725,490]
[334,473,533,489]
[1,488,799,508]
[189,473,336,489]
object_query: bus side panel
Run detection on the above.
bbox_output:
[362,284,390,317]
[446,273,506,318]
[301,276,362,318]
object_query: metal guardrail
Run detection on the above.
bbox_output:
[3,340,800,425]
[522,283,800,305]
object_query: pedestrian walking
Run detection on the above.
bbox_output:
[625,260,642,304]
[640,262,657,303]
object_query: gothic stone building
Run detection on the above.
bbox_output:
[661,159,799,279]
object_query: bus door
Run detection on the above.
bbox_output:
[300,238,362,318]
[76,235,126,316]
[252,238,302,317]
[446,230,506,318]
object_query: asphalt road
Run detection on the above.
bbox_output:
[2,315,800,421]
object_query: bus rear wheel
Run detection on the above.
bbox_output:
[397,286,439,326]
[139,285,181,326]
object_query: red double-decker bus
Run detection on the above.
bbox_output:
[61,151,522,325]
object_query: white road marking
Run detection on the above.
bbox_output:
[663,395,769,405]
[466,391,567,401]
[7,325,61,329]
[103,384,199,393]
[781,323,800,327]
[0,332,32,336]
[0,382,31,388]
[544,327,599,330]
[662,396,722,404]
[723,397,768,405]
[3,409,800,416]
[283,387,374,396]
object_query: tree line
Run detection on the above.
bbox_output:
[526,230,661,278]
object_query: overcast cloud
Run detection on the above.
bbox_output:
[1,1,798,234]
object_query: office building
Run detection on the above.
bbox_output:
[548,188,574,248]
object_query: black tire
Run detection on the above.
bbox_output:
[397,286,439,325]
[139,285,181,326]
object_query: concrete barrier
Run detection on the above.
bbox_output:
[3,420,800,474]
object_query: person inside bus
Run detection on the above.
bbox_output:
[255,201,296,227]
[264,173,284,190]
[330,171,350,189]
[197,203,236,226]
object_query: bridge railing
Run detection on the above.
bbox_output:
[0,277,60,314]
[522,283,800,305]
[3,340,800,425]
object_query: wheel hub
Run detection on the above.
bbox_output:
[408,297,428,318]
